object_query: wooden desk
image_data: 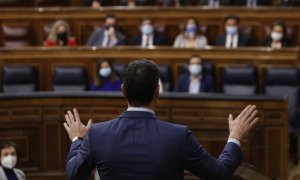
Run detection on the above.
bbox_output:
[0,46,298,92]
[0,92,288,179]
[0,7,300,46]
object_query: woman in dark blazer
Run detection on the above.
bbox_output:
[263,20,292,49]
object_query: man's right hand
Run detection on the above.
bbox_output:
[228,105,260,142]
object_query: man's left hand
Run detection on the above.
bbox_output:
[63,108,93,141]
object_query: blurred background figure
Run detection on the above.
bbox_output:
[216,15,251,48]
[198,0,229,6]
[263,20,292,49]
[82,0,111,8]
[44,20,77,47]
[173,18,208,48]
[235,0,272,6]
[0,141,25,180]
[131,17,169,47]
[91,60,122,91]
[118,0,154,6]
[175,55,215,93]
[87,14,125,47]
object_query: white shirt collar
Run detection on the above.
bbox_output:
[127,107,155,114]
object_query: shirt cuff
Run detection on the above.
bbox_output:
[227,138,241,147]
[72,136,80,142]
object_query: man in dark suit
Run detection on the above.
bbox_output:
[175,55,215,93]
[131,17,169,47]
[235,0,271,6]
[86,14,125,47]
[64,59,259,180]
[216,15,251,48]
[82,0,111,8]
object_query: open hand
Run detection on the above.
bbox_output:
[63,108,92,141]
[228,105,260,141]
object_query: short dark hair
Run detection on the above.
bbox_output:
[272,20,287,37]
[0,141,17,155]
[224,15,240,25]
[123,59,159,107]
[141,16,153,24]
[105,14,117,20]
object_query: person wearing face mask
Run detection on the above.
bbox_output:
[83,0,111,8]
[91,60,122,91]
[131,17,169,47]
[44,20,77,47]
[216,15,251,48]
[0,141,25,180]
[174,55,215,93]
[87,14,126,47]
[263,20,292,49]
[173,18,208,48]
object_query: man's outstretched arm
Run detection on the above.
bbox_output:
[184,105,260,179]
[64,108,94,180]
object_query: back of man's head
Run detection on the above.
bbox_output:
[123,59,159,107]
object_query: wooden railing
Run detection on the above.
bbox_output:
[0,92,288,179]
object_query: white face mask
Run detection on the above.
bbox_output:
[99,67,112,78]
[141,24,154,35]
[226,26,238,35]
[271,32,283,41]
[189,64,202,75]
[1,155,17,169]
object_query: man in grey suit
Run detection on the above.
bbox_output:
[86,14,126,47]
[64,59,260,180]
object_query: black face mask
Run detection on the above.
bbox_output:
[56,32,68,46]
[105,25,116,30]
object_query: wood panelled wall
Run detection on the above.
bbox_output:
[0,46,298,92]
[0,93,288,179]
[0,7,300,46]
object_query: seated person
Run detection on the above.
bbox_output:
[87,14,125,47]
[198,0,229,6]
[131,17,169,47]
[118,0,154,6]
[175,55,215,93]
[263,20,292,49]
[91,60,122,91]
[173,18,208,48]
[235,0,272,6]
[282,0,300,6]
[82,0,111,8]
[216,15,251,48]
[44,20,77,47]
[0,141,25,180]
[161,0,228,6]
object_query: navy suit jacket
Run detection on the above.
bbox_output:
[131,32,169,46]
[66,111,242,180]
[86,28,126,46]
[215,33,251,47]
[175,73,215,93]
[235,0,271,5]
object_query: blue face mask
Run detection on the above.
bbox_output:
[99,67,112,78]
[226,26,238,35]
[141,25,154,35]
[189,64,202,75]
[186,24,197,33]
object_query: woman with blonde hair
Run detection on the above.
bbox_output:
[44,20,77,47]
[173,18,208,48]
